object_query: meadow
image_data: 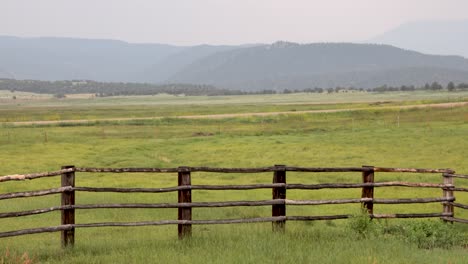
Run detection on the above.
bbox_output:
[0,90,467,263]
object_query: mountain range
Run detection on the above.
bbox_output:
[1,20,468,91]
[370,20,468,58]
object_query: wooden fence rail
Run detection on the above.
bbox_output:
[0,165,467,248]
[0,182,455,201]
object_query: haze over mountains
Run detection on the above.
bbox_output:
[168,42,468,90]
[370,20,468,58]
[1,20,468,91]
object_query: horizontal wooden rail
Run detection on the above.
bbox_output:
[287,197,454,205]
[0,167,455,182]
[1,197,451,215]
[74,184,284,193]
[0,186,73,200]
[0,225,73,238]
[60,197,454,209]
[374,167,454,173]
[0,168,74,182]
[74,217,286,227]
[1,212,454,238]
[282,167,366,172]
[441,217,468,223]
[74,166,454,174]
[75,167,370,173]
[287,182,451,189]
[443,173,468,179]
[0,205,71,219]
[372,212,452,219]
[75,167,369,173]
[452,187,468,192]
[2,196,455,219]
[451,203,468,209]
[0,217,286,238]
[71,200,283,209]
[75,167,179,173]
[286,215,350,221]
[73,182,452,193]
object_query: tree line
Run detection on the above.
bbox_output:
[1,79,467,97]
[0,79,243,97]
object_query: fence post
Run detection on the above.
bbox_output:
[61,165,75,247]
[442,173,454,223]
[178,166,192,239]
[272,165,286,231]
[361,166,374,215]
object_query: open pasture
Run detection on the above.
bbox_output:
[0,91,467,263]
[1,90,468,123]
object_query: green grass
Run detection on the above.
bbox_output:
[0,92,467,263]
[1,90,467,123]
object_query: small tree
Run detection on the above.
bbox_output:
[430,82,443,90]
[53,93,66,99]
[447,81,455,92]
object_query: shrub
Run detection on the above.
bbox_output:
[348,208,376,238]
[402,220,466,249]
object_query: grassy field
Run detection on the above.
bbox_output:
[0,91,467,263]
[1,90,467,123]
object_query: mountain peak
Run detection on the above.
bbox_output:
[268,41,300,49]
[369,20,468,58]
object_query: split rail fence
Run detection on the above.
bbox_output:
[0,165,467,248]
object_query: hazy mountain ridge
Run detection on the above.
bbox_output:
[168,42,468,90]
[370,20,468,58]
[140,44,241,83]
[0,36,185,81]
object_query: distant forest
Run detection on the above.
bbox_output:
[1,79,468,97]
[0,79,243,96]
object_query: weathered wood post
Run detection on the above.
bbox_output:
[442,172,454,223]
[61,165,75,247]
[272,165,286,231]
[178,166,192,239]
[361,166,374,215]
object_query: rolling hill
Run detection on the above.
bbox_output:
[168,41,468,90]
[0,36,184,82]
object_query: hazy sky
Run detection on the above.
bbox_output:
[2,0,467,45]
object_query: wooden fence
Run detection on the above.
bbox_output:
[0,165,467,248]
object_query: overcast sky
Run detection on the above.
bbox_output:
[2,0,467,45]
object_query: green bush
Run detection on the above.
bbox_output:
[348,208,376,238]
[402,220,467,249]
[348,212,466,250]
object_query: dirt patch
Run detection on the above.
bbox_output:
[369,101,391,106]
[192,132,214,137]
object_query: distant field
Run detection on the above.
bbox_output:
[1,90,467,123]
[0,91,467,263]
